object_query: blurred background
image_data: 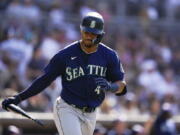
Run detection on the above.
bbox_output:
[0,0,179,135]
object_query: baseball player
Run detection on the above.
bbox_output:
[2,12,127,135]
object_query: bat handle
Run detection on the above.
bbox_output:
[32,118,44,127]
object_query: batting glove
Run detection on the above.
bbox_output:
[2,96,21,111]
[95,78,119,93]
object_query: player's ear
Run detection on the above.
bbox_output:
[80,30,83,34]
[92,32,105,44]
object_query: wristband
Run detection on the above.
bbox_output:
[108,83,119,93]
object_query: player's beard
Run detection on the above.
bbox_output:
[83,39,96,48]
[84,43,94,48]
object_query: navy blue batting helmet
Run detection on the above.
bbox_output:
[80,12,104,35]
[80,12,105,44]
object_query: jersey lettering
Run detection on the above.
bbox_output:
[66,66,85,81]
[100,66,107,76]
[66,65,107,81]
[95,66,100,75]
[87,65,107,76]
[73,68,79,79]
[88,65,96,74]
[79,66,85,76]
[66,67,73,81]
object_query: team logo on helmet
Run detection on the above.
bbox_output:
[80,12,105,44]
[90,20,96,28]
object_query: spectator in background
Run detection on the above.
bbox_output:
[43,79,62,111]
[48,1,65,27]
[125,0,141,17]
[143,99,161,135]
[162,94,179,115]
[138,59,166,99]
[24,93,50,112]
[80,2,96,17]
[130,124,144,135]
[166,0,180,20]
[107,119,131,135]
[156,35,172,64]
[162,68,178,98]
[93,124,106,135]
[170,49,180,79]
[0,58,11,90]
[149,102,177,135]
[3,125,22,135]
[25,47,47,83]
[0,28,33,81]
[6,0,41,25]
[118,92,140,119]
[93,129,105,135]
[6,0,24,20]
[0,0,12,11]
[40,27,64,60]
[99,93,118,115]
[22,0,41,25]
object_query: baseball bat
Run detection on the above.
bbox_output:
[7,104,44,127]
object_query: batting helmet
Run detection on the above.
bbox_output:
[80,12,105,44]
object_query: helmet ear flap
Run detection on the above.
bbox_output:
[92,32,105,44]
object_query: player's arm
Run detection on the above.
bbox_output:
[18,71,58,101]
[95,78,127,96]
[2,53,63,110]
[2,71,58,110]
[113,80,127,96]
[95,51,127,96]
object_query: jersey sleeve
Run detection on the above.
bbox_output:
[106,51,125,82]
[17,53,65,101]
[44,52,65,76]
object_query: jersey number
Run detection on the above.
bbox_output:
[95,86,101,95]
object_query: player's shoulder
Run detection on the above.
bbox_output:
[49,41,79,62]
[99,43,117,55]
[63,41,79,50]
[56,41,79,55]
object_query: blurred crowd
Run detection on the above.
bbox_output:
[0,0,180,135]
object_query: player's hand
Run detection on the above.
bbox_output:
[2,96,21,111]
[94,78,111,91]
[95,78,120,93]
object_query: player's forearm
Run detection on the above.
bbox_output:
[17,72,57,101]
[95,78,127,95]
[107,81,127,96]
[115,80,126,93]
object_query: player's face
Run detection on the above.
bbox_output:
[81,30,98,48]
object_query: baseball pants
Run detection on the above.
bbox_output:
[53,97,97,135]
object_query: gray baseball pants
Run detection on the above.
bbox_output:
[53,97,97,135]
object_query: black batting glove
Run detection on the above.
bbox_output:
[95,78,119,92]
[2,96,21,111]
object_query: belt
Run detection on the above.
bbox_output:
[71,104,96,113]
